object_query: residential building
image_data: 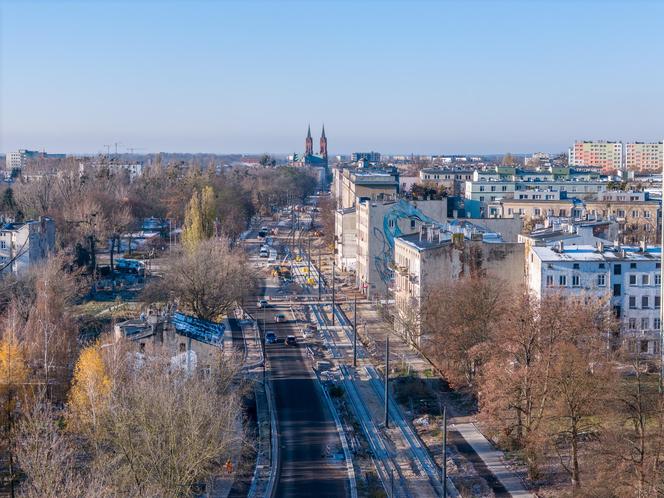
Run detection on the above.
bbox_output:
[355,198,447,298]
[569,140,623,170]
[333,166,399,209]
[335,207,357,271]
[394,223,524,346]
[351,151,381,163]
[0,217,56,274]
[115,310,229,373]
[489,190,660,245]
[625,142,663,173]
[7,149,65,172]
[418,168,474,196]
[527,243,662,356]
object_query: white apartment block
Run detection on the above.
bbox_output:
[527,243,662,356]
[0,218,56,274]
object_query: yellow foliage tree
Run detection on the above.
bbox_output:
[67,343,111,434]
[201,185,216,238]
[182,190,204,252]
[0,335,29,417]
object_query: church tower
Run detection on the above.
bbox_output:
[305,124,313,156]
[319,125,328,158]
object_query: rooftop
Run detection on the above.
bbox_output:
[532,244,661,263]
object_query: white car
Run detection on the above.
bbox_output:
[257,299,269,308]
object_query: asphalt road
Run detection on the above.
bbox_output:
[256,267,349,497]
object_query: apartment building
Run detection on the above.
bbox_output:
[6,149,66,172]
[355,198,447,298]
[332,166,399,209]
[569,140,623,170]
[0,217,56,274]
[335,207,357,271]
[394,223,524,346]
[418,168,474,196]
[527,243,662,356]
[625,142,663,173]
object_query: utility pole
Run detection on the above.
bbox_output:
[442,404,448,498]
[384,334,390,428]
[318,249,322,301]
[353,294,358,367]
[308,237,311,276]
[332,261,336,326]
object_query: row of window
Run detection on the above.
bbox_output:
[627,317,661,330]
[545,273,661,289]
[627,295,661,309]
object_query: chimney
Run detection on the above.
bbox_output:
[596,241,604,253]
[640,240,646,252]
[419,225,424,241]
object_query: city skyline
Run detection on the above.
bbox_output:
[2,0,663,154]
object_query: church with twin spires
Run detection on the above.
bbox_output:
[292,124,328,169]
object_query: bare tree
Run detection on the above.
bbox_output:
[149,239,256,321]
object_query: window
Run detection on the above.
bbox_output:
[656,274,661,285]
[139,343,145,353]
[479,196,485,202]
[502,186,507,191]
[644,211,651,219]
[479,186,485,192]
[642,296,649,309]
[614,264,622,275]
[573,263,579,269]
[642,274,649,285]
[572,275,580,287]
[629,275,637,285]
[640,340,649,353]
[179,343,186,353]
[641,318,649,329]
[613,284,621,296]
[597,274,606,286]
[655,318,661,330]
[546,275,553,287]
[613,305,622,319]
[0,241,5,249]
[628,318,637,330]
[410,219,416,229]
[656,296,661,309]
[490,186,496,192]
[534,208,541,216]
[599,263,605,269]
[559,275,567,286]
[629,296,637,309]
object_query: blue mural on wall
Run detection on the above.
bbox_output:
[373,199,444,287]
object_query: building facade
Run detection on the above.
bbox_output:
[569,140,623,170]
[625,142,663,173]
[394,224,524,346]
[527,244,662,356]
[0,217,56,274]
[355,198,447,298]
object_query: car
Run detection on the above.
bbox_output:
[274,313,287,323]
[265,331,277,344]
[286,335,297,346]
[257,299,269,308]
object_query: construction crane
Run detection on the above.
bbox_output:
[126,147,145,154]
[103,144,111,156]
[113,141,122,155]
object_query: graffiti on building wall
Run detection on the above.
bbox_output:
[373,200,443,288]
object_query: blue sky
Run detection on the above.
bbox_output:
[1,0,662,155]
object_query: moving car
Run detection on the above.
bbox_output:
[265,331,277,344]
[257,299,269,308]
[274,313,287,323]
[286,335,297,346]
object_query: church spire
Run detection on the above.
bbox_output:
[319,124,328,158]
[305,124,313,156]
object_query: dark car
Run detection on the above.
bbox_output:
[286,335,297,346]
[265,331,277,344]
